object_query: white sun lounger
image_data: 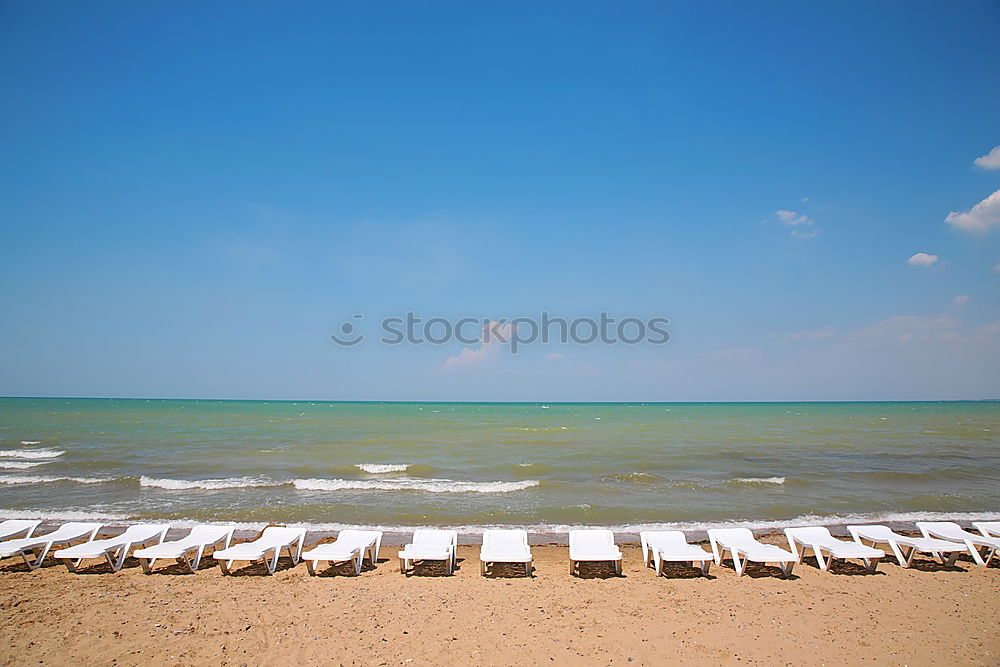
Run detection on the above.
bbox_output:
[569,529,622,576]
[0,522,103,570]
[480,529,533,576]
[133,525,236,573]
[213,526,307,575]
[916,521,1000,567]
[639,530,713,576]
[973,521,1000,539]
[302,529,383,576]
[707,528,797,577]
[54,524,169,573]
[847,525,969,567]
[784,526,884,572]
[398,529,458,575]
[0,520,41,542]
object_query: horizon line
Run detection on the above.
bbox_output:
[1,395,998,404]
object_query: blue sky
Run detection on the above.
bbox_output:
[1,1,999,401]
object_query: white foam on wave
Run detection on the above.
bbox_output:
[356,463,410,474]
[20,441,41,445]
[0,475,110,485]
[293,477,540,493]
[0,448,65,459]
[139,476,277,490]
[0,461,46,470]
[732,476,786,485]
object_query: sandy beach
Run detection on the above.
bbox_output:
[1,532,997,666]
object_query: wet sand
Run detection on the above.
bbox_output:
[0,534,997,666]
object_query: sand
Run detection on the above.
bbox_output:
[0,533,997,666]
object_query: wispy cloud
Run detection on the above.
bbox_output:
[945,189,1000,233]
[780,326,834,343]
[773,209,818,239]
[907,252,939,267]
[852,314,960,343]
[775,210,813,226]
[544,352,566,361]
[974,145,1000,169]
[953,294,971,306]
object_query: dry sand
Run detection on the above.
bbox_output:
[0,533,997,666]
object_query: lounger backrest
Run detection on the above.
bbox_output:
[709,528,755,544]
[851,525,896,540]
[920,521,963,536]
[0,520,37,533]
[186,525,233,542]
[337,529,381,545]
[786,527,834,543]
[569,530,614,550]
[259,527,306,544]
[412,529,457,549]
[117,524,169,542]
[50,522,102,539]
[483,529,528,550]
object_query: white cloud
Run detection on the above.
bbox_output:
[945,189,1000,233]
[907,252,939,267]
[790,229,819,239]
[441,322,514,370]
[781,326,834,343]
[974,145,1000,169]
[775,210,813,226]
[544,352,566,361]
[953,295,971,306]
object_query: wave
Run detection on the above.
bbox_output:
[0,475,110,485]
[602,472,663,484]
[731,476,786,485]
[0,448,65,459]
[0,461,46,470]
[20,441,41,445]
[355,463,410,474]
[293,477,540,493]
[139,476,278,490]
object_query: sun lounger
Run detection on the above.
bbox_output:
[916,521,1000,566]
[847,524,969,567]
[707,528,797,577]
[639,530,712,576]
[213,526,307,575]
[569,529,622,576]
[302,529,383,575]
[480,529,532,576]
[0,519,41,541]
[972,521,1000,539]
[398,529,458,575]
[784,526,884,572]
[0,522,102,570]
[133,525,236,573]
[54,524,170,573]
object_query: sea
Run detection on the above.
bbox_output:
[0,398,997,538]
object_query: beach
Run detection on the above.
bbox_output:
[1,534,997,666]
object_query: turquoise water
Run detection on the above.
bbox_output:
[0,398,997,532]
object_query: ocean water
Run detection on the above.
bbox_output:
[0,398,997,533]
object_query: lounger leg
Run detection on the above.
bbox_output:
[964,541,986,566]
[220,560,233,575]
[786,538,801,563]
[306,560,316,575]
[814,547,828,571]
[569,559,575,576]
[945,552,959,567]
[700,560,710,576]
[526,561,532,577]
[26,543,55,571]
[885,541,908,567]
[267,549,279,575]
[781,562,794,578]
[480,561,486,576]
[140,558,152,574]
[732,550,744,576]
[354,551,363,576]
[904,547,918,568]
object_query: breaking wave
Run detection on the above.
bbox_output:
[356,463,410,474]
[293,477,540,493]
[0,449,65,459]
[138,476,278,490]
